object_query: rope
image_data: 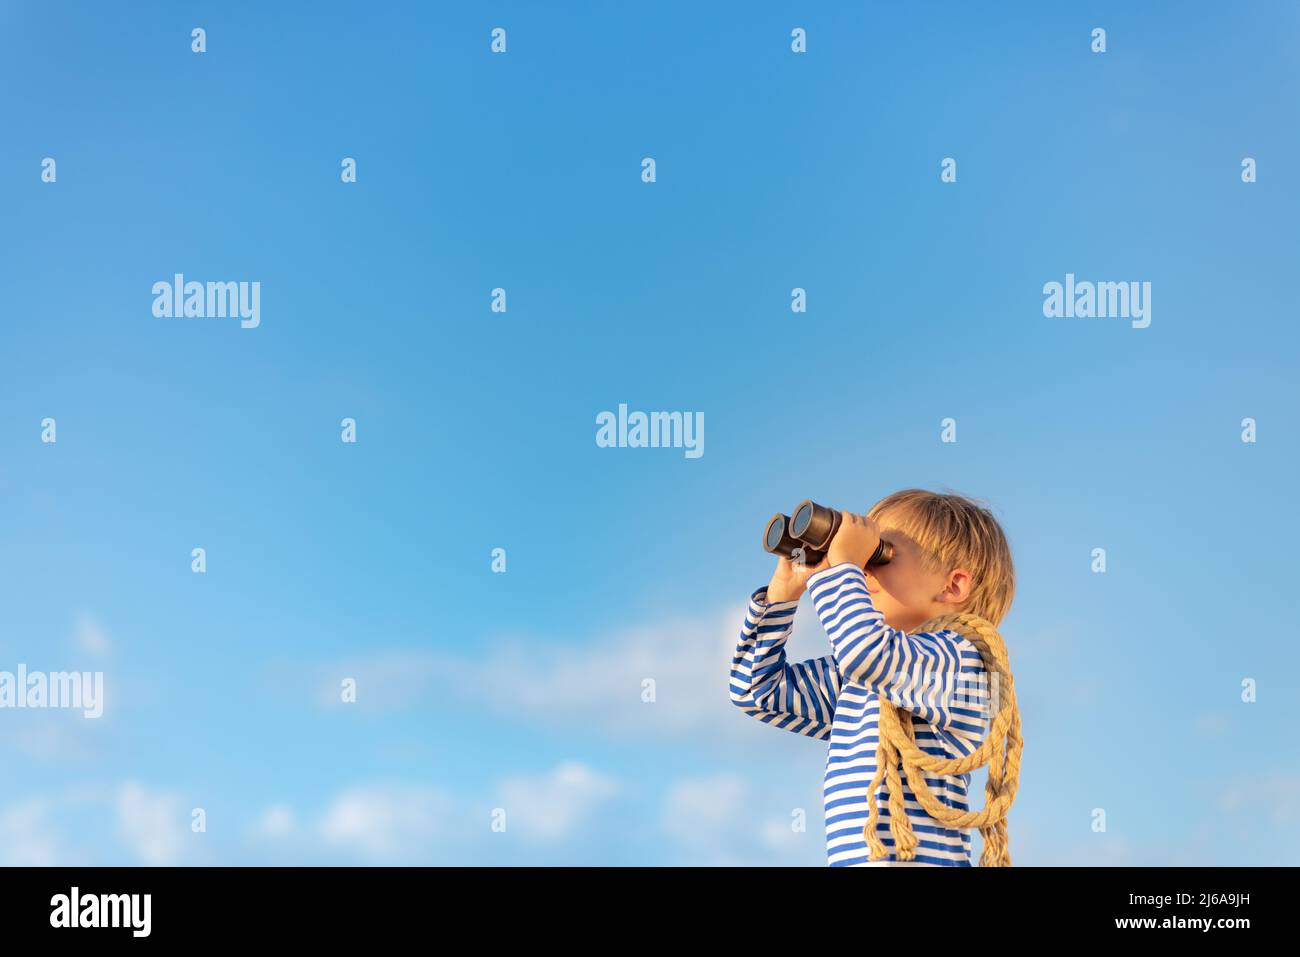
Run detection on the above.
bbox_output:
[863,611,1023,867]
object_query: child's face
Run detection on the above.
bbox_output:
[863,511,966,633]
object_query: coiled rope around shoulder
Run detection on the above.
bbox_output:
[864,611,1023,867]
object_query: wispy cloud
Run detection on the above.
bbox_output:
[116,780,188,865]
[494,761,619,843]
[0,781,193,866]
[0,798,65,866]
[1217,770,1300,827]
[255,804,297,840]
[240,760,626,864]
[296,603,779,746]
[74,614,112,656]
[660,773,819,866]
[318,784,455,862]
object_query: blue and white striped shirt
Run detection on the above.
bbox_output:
[730,562,991,866]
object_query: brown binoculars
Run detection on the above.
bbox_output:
[763,500,894,568]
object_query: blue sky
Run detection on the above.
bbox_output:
[2,1,1298,865]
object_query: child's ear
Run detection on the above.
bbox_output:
[944,568,973,604]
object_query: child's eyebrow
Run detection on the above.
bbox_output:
[880,529,924,557]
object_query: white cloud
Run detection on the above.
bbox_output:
[305,602,786,745]
[495,761,619,843]
[1217,771,1300,826]
[307,655,442,711]
[115,780,187,865]
[0,784,189,866]
[255,803,297,839]
[759,815,810,855]
[661,773,748,847]
[269,763,623,863]
[0,798,64,865]
[318,785,454,861]
[75,614,112,656]
[0,714,106,764]
[660,773,819,866]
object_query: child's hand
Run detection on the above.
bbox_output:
[826,511,881,569]
[765,552,829,604]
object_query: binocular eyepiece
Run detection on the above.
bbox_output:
[763,500,893,568]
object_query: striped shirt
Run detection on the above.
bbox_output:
[730,562,991,866]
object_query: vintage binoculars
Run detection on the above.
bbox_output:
[763,500,894,568]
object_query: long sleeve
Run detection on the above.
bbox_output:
[806,563,989,752]
[729,586,841,741]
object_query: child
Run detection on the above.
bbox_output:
[730,489,1015,866]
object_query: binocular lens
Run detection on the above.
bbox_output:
[764,515,787,551]
[790,503,813,539]
[789,499,839,550]
[762,513,813,562]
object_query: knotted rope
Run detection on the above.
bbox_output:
[863,611,1023,867]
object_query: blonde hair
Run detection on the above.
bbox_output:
[867,488,1016,625]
